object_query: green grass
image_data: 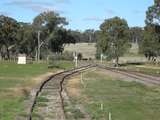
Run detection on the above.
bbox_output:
[0,79,26,88]
[0,61,74,119]
[72,71,160,120]
[0,62,48,119]
[56,60,74,70]
[0,97,25,120]
[0,62,48,77]
[48,60,74,70]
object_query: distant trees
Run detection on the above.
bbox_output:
[97,17,130,66]
[69,29,98,43]
[83,29,97,43]
[129,27,143,44]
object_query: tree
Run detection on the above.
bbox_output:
[98,17,130,66]
[16,22,37,57]
[145,0,160,25]
[33,11,68,33]
[140,25,160,61]
[48,28,75,53]
[141,0,160,61]
[0,15,20,59]
[32,11,74,56]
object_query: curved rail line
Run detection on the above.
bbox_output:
[28,64,96,120]
[27,63,159,120]
[97,65,160,85]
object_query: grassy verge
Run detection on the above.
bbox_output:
[67,70,160,120]
[48,60,74,70]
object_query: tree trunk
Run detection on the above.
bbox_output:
[116,55,119,67]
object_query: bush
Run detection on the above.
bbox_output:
[47,52,74,68]
[77,53,83,60]
[48,51,73,61]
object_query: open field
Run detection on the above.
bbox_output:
[66,69,160,120]
[64,43,150,63]
[64,43,96,59]
[0,61,73,120]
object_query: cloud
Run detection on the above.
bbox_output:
[5,0,66,13]
[54,0,70,4]
[106,9,116,15]
[28,5,53,13]
[0,11,11,16]
[6,0,52,6]
[83,16,104,22]
[132,10,144,14]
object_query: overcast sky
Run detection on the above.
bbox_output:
[0,0,154,31]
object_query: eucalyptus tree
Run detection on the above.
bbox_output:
[98,17,130,66]
[140,25,160,61]
[16,22,37,57]
[0,15,20,59]
[32,11,75,57]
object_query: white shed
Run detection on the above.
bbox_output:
[17,54,26,64]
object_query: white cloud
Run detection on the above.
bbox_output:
[106,9,116,15]
[0,11,11,16]
[83,16,104,21]
[5,0,66,13]
[132,10,144,14]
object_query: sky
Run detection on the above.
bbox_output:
[0,0,154,31]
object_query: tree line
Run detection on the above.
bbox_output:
[0,11,76,60]
[0,0,159,63]
[0,11,99,60]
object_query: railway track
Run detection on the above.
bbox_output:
[97,65,160,85]
[25,63,159,120]
[27,64,96,120]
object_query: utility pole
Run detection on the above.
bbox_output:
[75,55,78,67]
[101,53,103,63]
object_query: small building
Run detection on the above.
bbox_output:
[17,54,26,64]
